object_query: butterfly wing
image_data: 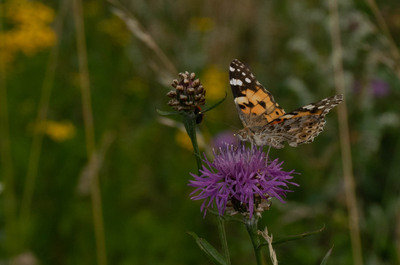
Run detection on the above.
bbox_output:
[229,59,285,128]
[261,94,343,148]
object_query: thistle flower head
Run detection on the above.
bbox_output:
[211,131,238,149]
[189,144,298,218]
[167,71,206,112]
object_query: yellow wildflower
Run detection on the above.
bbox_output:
[175,130,193,151]
[6,1,54,24]
[35,120,76,142]
[13,24,56,55]
[189,17,215,32]
[201,65,227,101]
[0,0,56,62]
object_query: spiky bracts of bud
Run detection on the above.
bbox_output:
[167,72,206,112]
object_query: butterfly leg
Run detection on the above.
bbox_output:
[266,145,272,159]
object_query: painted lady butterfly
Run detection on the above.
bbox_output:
[229,59,343,149]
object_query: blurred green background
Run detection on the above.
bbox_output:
[1,0,400,264]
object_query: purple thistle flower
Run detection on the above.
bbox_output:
[189,144,299,218]
[352,79,390,98]
[211,131,238,149]
[371,79,390,98]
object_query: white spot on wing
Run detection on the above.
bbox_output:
[235,97,249,104]
[229,66,235,72]
[302,104,315,110]
[282,114,294,118]
[230,78,243,86]
[245,77,251,83]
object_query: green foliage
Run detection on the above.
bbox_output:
[320,246,334,265]
[1,0,400,264]
[188,232,228,265]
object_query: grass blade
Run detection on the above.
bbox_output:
[188,232,227,265]
[320,246,334,265]
[271,225,325,246]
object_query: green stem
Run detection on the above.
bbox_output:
[182,113,202,172]
[19,0,68,250]
[0,3,18,256]
[182,113,231,265]
[245,217,264,265]
[217,216,231,265]
[73,0,107,264]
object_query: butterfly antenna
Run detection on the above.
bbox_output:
[199,113,241,131]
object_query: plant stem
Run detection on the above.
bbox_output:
[217,216,231,265]
[182,113,232,265]
[245,217,264,265]
[182,113,202,172]
[366,0,400,69]
[0,3,18,257]
[108,0,177,83]
[73,0,107,265]
[19,0,68,250]
[328,1,363,265]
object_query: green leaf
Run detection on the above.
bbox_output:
[188,232,227,265]
[156,108,181,116]
[201,92,227,113]
[269,225,325,246]
[320,245,334,265]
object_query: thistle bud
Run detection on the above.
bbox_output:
[167,71,206,112]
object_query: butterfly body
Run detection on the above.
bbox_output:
[229,59,343,149]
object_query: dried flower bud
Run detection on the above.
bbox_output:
[167,71,206,112]
[168,99,180,106]
[187,87,195,94]
[197,85,204,93]
[192,79,200,87]
[167,91,177,98]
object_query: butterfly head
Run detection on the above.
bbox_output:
[235,127,252,142]
[235,126,286,149]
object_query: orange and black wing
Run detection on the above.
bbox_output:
[229,59,285,128]
[264,94,344,147]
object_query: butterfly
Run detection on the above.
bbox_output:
[229,59,343,149]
